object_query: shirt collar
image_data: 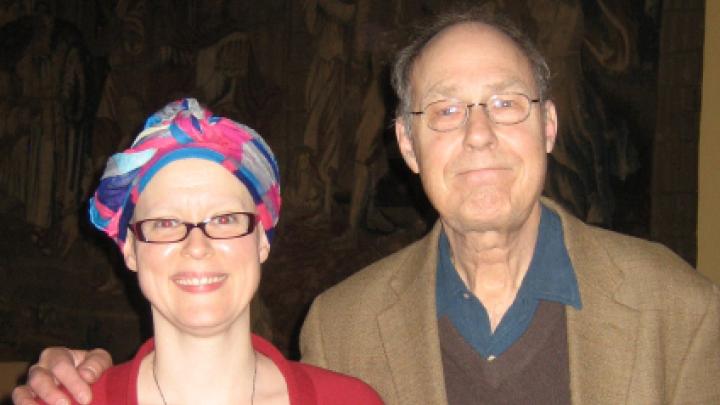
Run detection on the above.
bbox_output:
[520,204,582,309]
[437,203,582,311]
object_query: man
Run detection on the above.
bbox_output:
[14,8,720,405]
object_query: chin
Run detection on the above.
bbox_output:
[172,317,238,337]
[442,203,515,234]
[172,307,246,333]
[458,217,509,234]
[461,195,510,218]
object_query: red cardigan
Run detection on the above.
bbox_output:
[50,335,383,404]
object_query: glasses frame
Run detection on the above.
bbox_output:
[409,93,541,132]
[128,211,257,243]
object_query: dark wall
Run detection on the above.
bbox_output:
[0,0,686,362]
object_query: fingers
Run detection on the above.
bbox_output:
[15,347,114,405]
[32,348,91,404]
[73,348,113,384]
[11,384,40,405]
[23,364,72,405]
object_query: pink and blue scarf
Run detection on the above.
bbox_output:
[89,98,281,249]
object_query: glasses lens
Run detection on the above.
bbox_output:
[425,100,467,131]
[140,218,186,242]
[205,212,252,238]
[487,94,530,124]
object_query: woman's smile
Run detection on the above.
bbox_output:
[171,272,228,293]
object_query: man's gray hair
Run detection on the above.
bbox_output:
[391,7,551,126]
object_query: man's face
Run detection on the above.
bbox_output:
[396,23,557,235]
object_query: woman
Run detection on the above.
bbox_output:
[44,98,383,404]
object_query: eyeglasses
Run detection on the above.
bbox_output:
[409,93,541,132]
[129,212,257,243]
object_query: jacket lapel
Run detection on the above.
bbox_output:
[378,223,448,405]
[550,200,640,404]
[375,201,642,405]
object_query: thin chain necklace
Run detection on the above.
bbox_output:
[152,350,258,405]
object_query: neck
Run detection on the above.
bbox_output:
[140,311,257,405]
[443,203,542,330]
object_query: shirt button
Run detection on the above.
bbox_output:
[462,292,470,299]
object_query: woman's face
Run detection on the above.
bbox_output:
[122,158,270,336]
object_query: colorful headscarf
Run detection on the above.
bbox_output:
[89,98,281,249]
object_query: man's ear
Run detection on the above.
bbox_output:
[256,223,271,264]
[395,118,420,174]
[543,100,558,153]
[122,231,138,272]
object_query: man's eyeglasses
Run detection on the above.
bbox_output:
[129,212,257,243]
[409,93,541,132]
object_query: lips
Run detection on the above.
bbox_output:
[456,164,510,173]
[456,167,510,180]
[171,273,228,293]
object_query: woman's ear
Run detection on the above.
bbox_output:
[123,231,138,272]
[256,223,271,264]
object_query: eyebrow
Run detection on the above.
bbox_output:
[487,78,532,93]
[420,84,461,103]
[420,78,533,105]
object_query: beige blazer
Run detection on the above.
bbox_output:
[300,199,720,404]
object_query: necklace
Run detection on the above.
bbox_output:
[152,350,258,405]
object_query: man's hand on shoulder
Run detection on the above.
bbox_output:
[12,347,112,405]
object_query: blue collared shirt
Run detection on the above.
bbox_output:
[436,205,582,358]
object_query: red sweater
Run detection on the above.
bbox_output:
[50,335,383,404]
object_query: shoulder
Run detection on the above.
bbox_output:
[597,225,715,308]
[549,199,718,311]
[91,339,154,403]
[39,360,138,405]
[89,361,135,403]
[315,224,440,310]
[289,361,384,404]
[253,335,383,404]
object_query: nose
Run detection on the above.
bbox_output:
[181,226,213,259]
[462,103,497,150]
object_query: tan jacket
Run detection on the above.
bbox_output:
[300,200,720,404]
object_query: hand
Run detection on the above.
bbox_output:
[12,347,113,405]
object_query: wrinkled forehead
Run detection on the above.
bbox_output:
[410,22,536,97]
